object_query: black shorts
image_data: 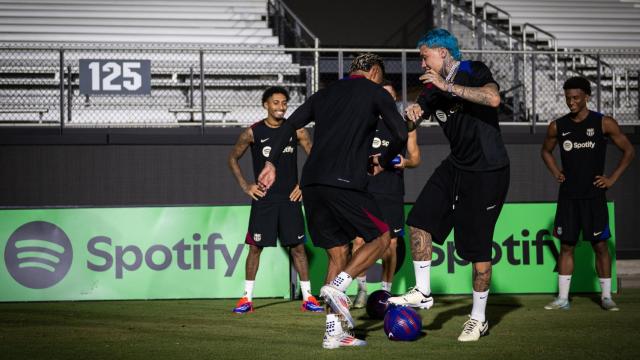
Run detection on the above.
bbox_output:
[407,159,510,262]
[302,185,389,249]
[372,192,405,238]
[553,194,610,246]
[245,200,306,247]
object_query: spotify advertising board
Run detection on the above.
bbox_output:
[0,207,290,302]
[306,202,616,295]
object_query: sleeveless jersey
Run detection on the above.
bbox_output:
[556,110,607,199]
[367,118,406,195]
[250,119,299,201]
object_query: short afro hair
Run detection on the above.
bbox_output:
[563,76,591,96]
[262,86,290,104]
[349,53,385,76]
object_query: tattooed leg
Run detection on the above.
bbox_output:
[472,262,492,292]
[410,226,432,262]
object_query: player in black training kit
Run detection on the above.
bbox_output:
[542,76,634,312]
[257,54,408,349]
[388,28,509,342]
[351,80,421,308]
[228,86,322,314]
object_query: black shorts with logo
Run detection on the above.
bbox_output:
[245,200,306,247]
[407,159,510,262]
[553,193,610,246]
[302,185,389,249]
[372,192,405,238]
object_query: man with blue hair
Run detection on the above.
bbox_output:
[388,28,510,342]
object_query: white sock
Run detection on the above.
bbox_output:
[599,278,612,299]
[558,275,572,300]
[357,276,367,292]
[300,280,312,301]
[413,261,431,295]
[330,272,352,293]
[244,280,255,302]
[382,281,392,292]
[471,290,489,323]
[325,314,342,336]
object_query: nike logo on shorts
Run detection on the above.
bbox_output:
[486,204,497,210]
[298,235,305,239]
[261,138,269,143]
[393,228,402,233]
[562,132,571,136]
[593,231,603,236]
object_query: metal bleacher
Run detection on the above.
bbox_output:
[441,0,640,124]
[0,0,308,126]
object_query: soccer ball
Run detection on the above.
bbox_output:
[366,289,391,319]
[383,305,423,341]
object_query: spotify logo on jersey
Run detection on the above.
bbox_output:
[4,221,73,289]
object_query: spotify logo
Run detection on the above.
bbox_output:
[4,221,73,289]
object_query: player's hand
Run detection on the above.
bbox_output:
[289,184,302,202]
[555,171,566,183]
[419,69,447,91]
[244,183,266,200]
[405,103,424,122]
[368,154,384,176]
[594,175,614,189]
[393,154,406,169]
[257,161,276,190]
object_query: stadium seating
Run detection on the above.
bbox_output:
[0,0,307,125]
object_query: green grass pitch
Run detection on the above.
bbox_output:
[1,290,639,359]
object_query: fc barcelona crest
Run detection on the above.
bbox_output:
[586,128,594,137]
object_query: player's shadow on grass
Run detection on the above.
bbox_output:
[425,295,522,331]
[252,300,292,311]
[570,293,602,307]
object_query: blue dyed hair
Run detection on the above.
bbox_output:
[417,28,462,61]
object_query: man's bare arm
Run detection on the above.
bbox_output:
[541,120,565,183]
[296,128,312,155]
[228,128,265,200]
[450,82,501,108]
[595,116,635,188]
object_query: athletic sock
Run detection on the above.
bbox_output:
[244,280,255,302]
[471,290,489,323]
[558,275,572,300]
[357,276,367,292]
[330,272,352,293]
[325,314,342,336]
[300,280,312,301]
[599,278,612,299]
[381,281,392,292]
[413,261,431,295]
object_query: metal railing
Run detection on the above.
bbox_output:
[0,46,638,133]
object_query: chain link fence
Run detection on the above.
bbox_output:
[1,46,638,128]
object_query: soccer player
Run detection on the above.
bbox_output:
[352,80,422,308]
[257,54,408,348]
[541,76,635,311]
[387,28,510,342]
[228,86,322,314]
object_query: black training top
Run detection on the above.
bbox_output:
[250,119,298,201]
[367,118,406,196]
[416,60,509,171]
[266,76,408,191]
[555,110,607,199]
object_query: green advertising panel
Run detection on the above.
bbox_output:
[306,203,616,295]
[0,206,290,302]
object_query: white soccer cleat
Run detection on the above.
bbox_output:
[322,331,367,349]
[387,287,434,309]
[320,284,355,329]
[353,290,368,309]
[544,297,570,310]
[458,316,489,342]
[601,297,619,311]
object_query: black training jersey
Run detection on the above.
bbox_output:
[556,110,607,199]
[250,119,298,201]
[416,60,509,171]
[266,76,408,191]
[367,119,406,195]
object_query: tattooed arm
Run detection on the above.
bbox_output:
[450,83,500,108]
[228,128,265,200]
